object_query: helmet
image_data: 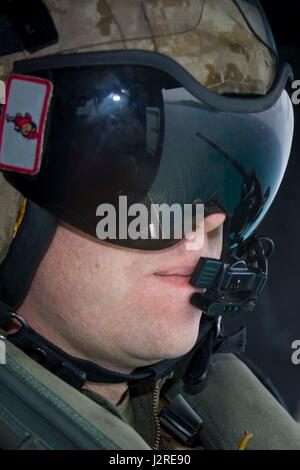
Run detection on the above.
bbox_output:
[1,0,276,90]
[0,0,294,311]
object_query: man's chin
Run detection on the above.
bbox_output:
[147,329,201,363]
[160,311,202,359]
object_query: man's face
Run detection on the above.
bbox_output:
[29,213,225,372]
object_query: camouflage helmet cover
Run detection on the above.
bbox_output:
[1,0,275,93]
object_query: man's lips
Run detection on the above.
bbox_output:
[154,267,195,277]
[153,260,212,294]
[153,267,196,288]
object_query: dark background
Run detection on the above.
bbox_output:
[225,1,300,418]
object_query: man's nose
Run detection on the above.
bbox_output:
[183,212,226,253]
[204,213,226,233]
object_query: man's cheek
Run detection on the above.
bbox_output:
[209,227,224,259]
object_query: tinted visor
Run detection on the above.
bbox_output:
[4,62,293,250]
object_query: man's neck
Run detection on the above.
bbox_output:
[84,381,128,405]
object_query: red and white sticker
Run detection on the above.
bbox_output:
[0,74,53,175]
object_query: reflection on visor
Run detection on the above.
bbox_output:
[149,84,293,246]
[4,64,293,250]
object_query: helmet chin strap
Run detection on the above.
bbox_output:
[189,234,274,317]
[0,299,246,390]
[0,200,58,309]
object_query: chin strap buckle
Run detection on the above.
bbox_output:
[189,236,274,317]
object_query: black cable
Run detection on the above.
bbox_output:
[258,237,275,259]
